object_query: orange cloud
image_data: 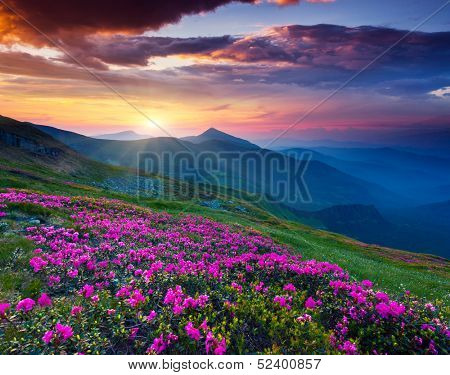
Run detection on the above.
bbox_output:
[0,1,257,46]
[268,0,300,4]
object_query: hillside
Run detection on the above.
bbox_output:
[6,116,445,256]
[1,115,448,256]
[0,116,158,185]
[0,120,449,355]
[0,115,98,176]
[31,119,404,211]
[0,122,448,302]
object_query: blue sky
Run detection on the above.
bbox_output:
[151,1,450,38]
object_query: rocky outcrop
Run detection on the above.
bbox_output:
[0,129,62,157]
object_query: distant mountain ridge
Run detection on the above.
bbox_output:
[1,114,449,257]
[30,120,404,211]
[284,147,450,204]
[286,203,395,243]
[94,130,152,141]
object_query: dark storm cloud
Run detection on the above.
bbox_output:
[210,24,450,71]
[180,25,450,96]
[0,0,256,45]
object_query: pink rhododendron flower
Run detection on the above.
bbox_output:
[127,289,145,307]
[206,331,226,354]
[214,338,226,355]
[297,314,312,323]
[0,302,10,316]
[29,256,47,272]
[146,310,157,322]
[147,332,178,353]
[42,330,54,344]
[17,298,35,312]
[71,306,83,316]
[37,293,52,307]
[283,283,296,292]
[375,292,390,303]
[80,284,94,298]
[173,305,184,315]
[185,322,202,341]
[274,295,292,310]
[421,324,435,331]
[361,280,373,289]
[197,294,209,308]
[305,297,319,309]
[48,275,61,286]
[67,269,78,278]
[376,301,406,319]
[389,301,406,317]
[231,282,242,293]
[428,340,438,355]
[55,323,73,341]
[254,281,264,292]
[199,319,209,331]
[115,286,131,298]
[343,340,357,355]
[149,334,167,354]
[349,291,366,305]
[375,303,390,318]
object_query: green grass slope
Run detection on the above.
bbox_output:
[0,117,448,302]
[0,159,448,303]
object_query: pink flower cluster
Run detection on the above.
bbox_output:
[42,323,74,344]
[375,301,406,319]
[163,285,209,315]
[0,190,447,355]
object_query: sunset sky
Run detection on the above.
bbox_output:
[0,0,449,142]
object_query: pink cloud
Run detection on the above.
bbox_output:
[268,0,335,5]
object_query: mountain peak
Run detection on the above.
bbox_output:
[201,127,222,135]
[181,127,258,149]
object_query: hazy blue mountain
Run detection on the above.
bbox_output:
[33,121,404,211]
[284,147,450,204]
[382,129,450,151]
[417,200,450,223]
[260,128,450,153]
[1,114,448,256]
[286,203,395,242]
[311,147,450,167]
[392,200,450,233]
[381,200,450,258]
[284,202,450,258]
[94,130,152,141]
